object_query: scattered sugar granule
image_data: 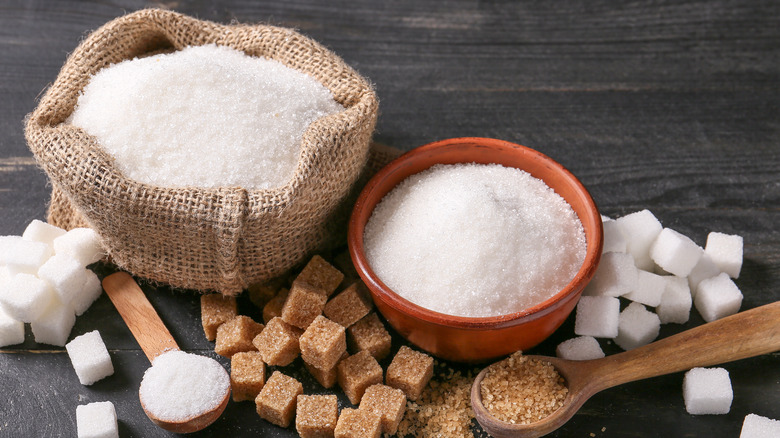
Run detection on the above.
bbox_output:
[364,163,586,317]
[139,350,230,422]
[479,351,568,425]
[68,44,343,190]
[396,366,476,438]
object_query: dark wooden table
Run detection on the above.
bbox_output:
[1,1,778,437]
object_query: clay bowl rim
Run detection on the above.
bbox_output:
[348,137,603,331]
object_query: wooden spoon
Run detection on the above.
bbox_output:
[102,272,230,434]
[471,301,780,438]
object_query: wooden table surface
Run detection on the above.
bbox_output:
[1,1,778,437]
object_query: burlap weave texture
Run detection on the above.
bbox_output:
[25,9,379,295]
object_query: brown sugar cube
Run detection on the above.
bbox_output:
[300,315,347,370]
[282,281,327,329]
[295,394,339,438]
[263,288,289,324]
[248,276,286,310]
[337,350,383,405]
[255,371,303,428]
[305,351,348,389]
[347,313,392,360]
[359,384,406,435]
[252,317,302,366]
[200,294,237,341]
[385,345,434,401]
[295,255,344,297]
[215,315,264,358]
[230,351,266,402]
[334,408,381,438]
[323,283,373,328]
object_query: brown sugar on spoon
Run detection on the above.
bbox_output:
[480,352,568,424]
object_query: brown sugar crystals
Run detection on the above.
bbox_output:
[479,351,568,425]
[396,366,475,438]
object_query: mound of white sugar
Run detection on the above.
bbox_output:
[364,163,586,317]
[139,350,229,422]
[68,44,343,190]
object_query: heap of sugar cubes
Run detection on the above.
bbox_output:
[0,220,117,437]
[0,220,104,347]
[200,255,434,436]
[556,209,747,416]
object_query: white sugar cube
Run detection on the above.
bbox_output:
[66,330,114,385]
[650,228,703,277]
[614,302,660,350]
[574,296,620,338]
[683,367,732,415]
[705,232,743,278]
[0,236,53,274]
[615,210,663,271]
[73,270,103,316]
[31,301,76,346]
[76,401,118,438]
[584,252,638,297]
[22,219,67,246]
[688,253,721,295]
[651,262,671,276]
[694,272,743,322]
[0,273,56,323]
[53,228,104,266]
[602,220,628,254]
[556,336,605,360]
[0,266,10,286]
[623,270,666,307]
[656,276,692,324]
[0,306,24,347]
[740,413,780,438]
[37,255,89,305]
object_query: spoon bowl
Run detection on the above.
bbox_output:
[102,272,231,433]
[471,301,780,438]
[143,390,231,434]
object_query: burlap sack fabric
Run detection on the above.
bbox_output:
[25,9,382,295]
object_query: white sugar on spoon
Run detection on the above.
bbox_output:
[139,350,230,428]
[102,272,230,433]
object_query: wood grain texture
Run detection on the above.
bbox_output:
[0,0,778,437]
[102,272,179,362]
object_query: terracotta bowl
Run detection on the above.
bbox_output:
[348,137,603,362]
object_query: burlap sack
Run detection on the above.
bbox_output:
[25,9,380,295]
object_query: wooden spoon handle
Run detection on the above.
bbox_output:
[589,300,780,391]
[102,272,179,362]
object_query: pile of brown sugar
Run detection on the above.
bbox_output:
[396,365,478,438]
[480,351,568,424]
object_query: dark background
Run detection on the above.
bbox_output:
[1,1,778,437]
